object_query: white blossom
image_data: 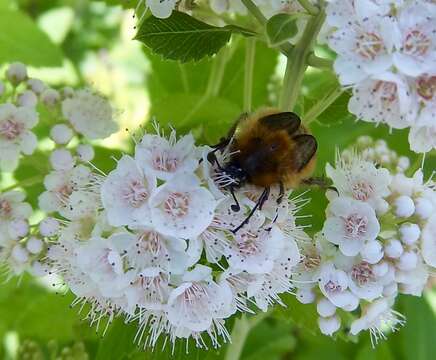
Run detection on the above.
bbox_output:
[101,155,155,228]
[0,103,38,171]
[323,197,380,256]
[62,89,118,139]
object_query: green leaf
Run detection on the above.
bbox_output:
[150,93,242,144]
[95,319,137,360]
[135,11,255,62]
[0,275,96,344]
[266,13,299,47]
[242,319,296,360]
[0,9,63,66]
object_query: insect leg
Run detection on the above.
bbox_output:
[277,182,285,204]
[229,186,241,212]
[232,187,269,233]
[303,176,337,193]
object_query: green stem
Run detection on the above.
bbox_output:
[241,0,267,25]
[279,6,326,111]
[244,38,256,112]
[224,313,268,360]
[304,85,344,124]
[1,175,43,193]
[206,47,229,98]
[307,53,333,70]
[297,0,319,15]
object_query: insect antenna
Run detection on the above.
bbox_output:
[232,187,270,233]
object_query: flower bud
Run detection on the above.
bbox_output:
[415,197,433,219]
[397,156,410,171]
[399,223,421,245]
[384,239,403,259]
[394,195,415,218]
[41,88,60,107]
[370,260,385,275]
[357,136,373,147]
[50,124,73,145]
[6,62,27,85]
[360,240,383,264]
[397,251,418,271]
[12,245,29,263]
[50,149,75,170]
[8,219,29,239]
[61,86,75,98]
[383,282,398,297]
[77,144,95,162]
[39,217,60,237]
[318,315,341,336]
[17,90,38,108]
[27,78,46,95]
[296,288,316,304]
[26,237,43,254]
[317,298,336,317]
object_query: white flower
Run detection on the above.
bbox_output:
[109,230,188,274]
[350,298,405,345]
[347,261,384,300]
[323,197,380,256]
[101,155,156,228]
[225,224,285,274]
[0,191,32,226]
[0,103,38,171]
[62,89,118,139]
[348,73,416,129]
[135,129,200,181]
[149,174,217,239]
[328,16,396,85]
[318,262,359,310]
[166,265,234,332]
[393,4,436,77]
[75,237,135,298]
[247,239,300,311]
[124,267,170,312]
[326,152,391,212]
[38,165,100,220]
[408,124,436,153]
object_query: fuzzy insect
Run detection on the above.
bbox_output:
[208,108,319,232]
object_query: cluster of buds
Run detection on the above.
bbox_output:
[293,138,436,344]
[43,123,306,349]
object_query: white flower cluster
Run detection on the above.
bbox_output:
[293,140,436,345]
[0,62,118,277]
[0,62,117,172]
[325,0,436,153]
[43,124,304,349]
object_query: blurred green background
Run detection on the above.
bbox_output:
[0,0,435,359]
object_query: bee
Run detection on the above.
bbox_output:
[208,108,319,232]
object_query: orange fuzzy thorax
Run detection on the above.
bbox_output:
[230,108,317,188]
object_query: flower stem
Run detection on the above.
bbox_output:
[279,5,326,111]
[307,53,333,70]
[224,313,268,360]
[304,85,344,124]
[298,0,319,15]
[241,0,267,25]
[244,38,256,112]
[1,175,43,193]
